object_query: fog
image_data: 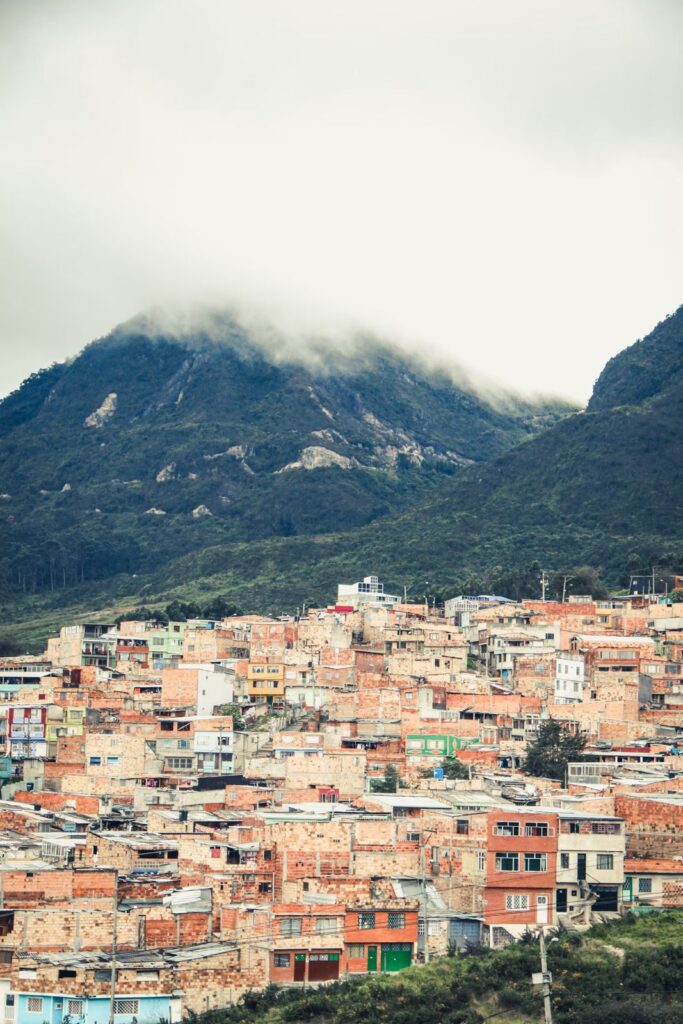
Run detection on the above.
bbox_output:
[1,0,681,401]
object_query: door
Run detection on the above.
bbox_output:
[308,952,340,982]
[537,894,549,924]
[367,945,377,973]
[294,954,306,982]
[381,942,412,972]
[577,853,586,881]
[556,889,568,914]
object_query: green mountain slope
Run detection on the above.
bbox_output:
[0,313,568,618]
[1,306,681,641]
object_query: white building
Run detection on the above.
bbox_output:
[336,575,399,610]
[555,652,585,703]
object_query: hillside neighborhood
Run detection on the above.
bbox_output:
[0,575,680,1020]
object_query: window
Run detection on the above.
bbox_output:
[263,849,272,861]
[638,877,652,893]
[496,853,519,872]
[525,822,549,837]
[407,832,420,842]
[388,912,405,929]
[136,971,159,981]
[495,821,519,836]
[524,853,547,872]
[107,756,119,765]
[279,917,302,936]
[67,1000,84,1016]
[358,912,376,928]
[569,822,581,834]
[505,893,530,911]
[477,851,486,871]
[560,853,570,869]
[114,1000,139,1015]
[27,999,43,1014]
[89,756,101,766]
[456,820,469,835]
[274,953,290,968]
[316,917,337,934]
[347,943,364,958]
[258,881,272,894]
[591,823,620,834]
[597,854,614,871]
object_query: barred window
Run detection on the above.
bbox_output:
[388,912,405,929]
[114,1000,139,1015]
[639,877,652,893]
[358,912,376,928]
[505,893,530,911]
[27,999,43,1014]
[67,1000,84,1016]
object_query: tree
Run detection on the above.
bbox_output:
[442,756,469,780]
[0,635,21,657]
[372,763,399,792]
[670,589,683,604]
[523,718,587,782]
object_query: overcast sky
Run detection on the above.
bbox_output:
[1,0,681,402]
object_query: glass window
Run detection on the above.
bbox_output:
[477,851,486,871]
[525,822,549,837]
[495,821,519,836]
[274,953,290,967]
[358,912,376,928]
[638,877,652,893]
[279,918,302,936]
[316,917,337,934]
[569,822,581,834]
[347,943,364,958]
[560,853,570,869]
[596,854,614,870]
[524,853,547,872]
[496,853,519,872]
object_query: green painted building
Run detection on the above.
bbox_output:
[406,734,479,757]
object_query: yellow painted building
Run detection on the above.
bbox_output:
[247,663,285,701]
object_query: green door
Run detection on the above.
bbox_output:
[623,876,633,904]
[367,945,377,972]
[381,942,412,972]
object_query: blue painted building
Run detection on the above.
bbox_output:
[18,993,172,1024]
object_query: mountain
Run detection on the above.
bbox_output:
[0,312,569,629]
[1,305,680,641]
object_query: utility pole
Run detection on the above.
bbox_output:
[538,931,553,1024]
[419,838,429,963]
[561,575,574,604]
[109,870,119,1024]
[540,571,548,602]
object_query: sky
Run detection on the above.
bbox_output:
[0,0,681,403]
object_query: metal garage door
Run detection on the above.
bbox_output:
[307,952,340,982]
[381,942,412,972]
